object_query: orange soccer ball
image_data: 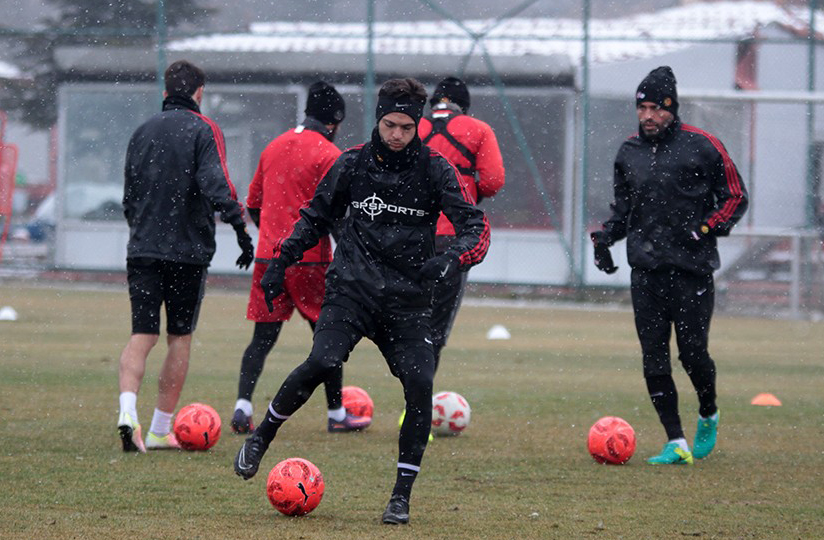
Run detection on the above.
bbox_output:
[587,416,636,465]
[341,385,374,422]
[266,458,325,516]
[173,403,222,451]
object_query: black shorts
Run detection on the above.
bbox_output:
[316,296,434,374]
[127,257,207,336]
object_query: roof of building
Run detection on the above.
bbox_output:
[54,1,822,84]
[169,1,823,65]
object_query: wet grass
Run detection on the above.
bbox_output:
[0,284,822,539]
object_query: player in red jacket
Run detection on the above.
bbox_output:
[418,77,505,370]
[231,82,369,435]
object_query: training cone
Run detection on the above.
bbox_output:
[0,306,18,321]
[486,324,511,340]
[751,393,782,406]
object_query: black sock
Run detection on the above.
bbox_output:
[685,360,717,418]
[392,467,418,500]
[255,405,285,445]
[237,322,281,401]
[645,374,684,440]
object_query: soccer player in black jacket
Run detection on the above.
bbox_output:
[591,66,748,465]
[234,78,490,524]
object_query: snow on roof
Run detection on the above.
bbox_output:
[169,1,823,65]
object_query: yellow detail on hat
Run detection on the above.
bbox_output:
[663,97,672,107]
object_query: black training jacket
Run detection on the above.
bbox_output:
[123,95,245,266]
[596,118,748,275]
[273,140,491,312]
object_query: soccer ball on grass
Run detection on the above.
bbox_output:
[173,403,221,451]
[587,416,636,465]
[266,458,325,516]
[431,391,471,436]
[341,385,373,426]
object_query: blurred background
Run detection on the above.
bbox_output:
[0,0,822,319]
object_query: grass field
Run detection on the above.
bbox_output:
[1,284,823,539]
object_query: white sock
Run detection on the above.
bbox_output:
[328,406,346,422]
[235,399,253,417]
[119,392,138,422]
[149,408,174,436]
[669,437,690,453]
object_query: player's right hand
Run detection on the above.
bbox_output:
[592,241,618,274]
[261,258,286,312]
[235,228,255,270]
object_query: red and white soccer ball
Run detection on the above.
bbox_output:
[266,458,325,516]
[341,385,373,425]
[431,391,471,436]
[587,416,636,465]
[173,402,222,451]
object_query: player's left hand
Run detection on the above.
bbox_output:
[421,253,460,281]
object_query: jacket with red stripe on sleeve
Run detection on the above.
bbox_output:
[418,104,505,236]
[596,118,748,275]
[272,134,490,312]
[123,94,245,265]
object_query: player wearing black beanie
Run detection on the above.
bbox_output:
[305,81,346,125]
[591,65,748,467]
[635,65,678,116]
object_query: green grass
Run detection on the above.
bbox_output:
[1,285,823,539]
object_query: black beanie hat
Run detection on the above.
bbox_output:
[430,76,471,113]
[305,81,346,125]
[635,66,678,115]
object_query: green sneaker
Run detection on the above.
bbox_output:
[693,411,719,459]
[647,442,694,465]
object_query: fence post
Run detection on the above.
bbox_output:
[790,233,802,319]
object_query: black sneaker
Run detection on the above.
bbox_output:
[234,434,268,480]
[381,494,410,525]
[230,409,254,434]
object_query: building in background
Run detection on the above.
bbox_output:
[50,2,824,300]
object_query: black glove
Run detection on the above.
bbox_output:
[690,222,712,241]
[235,225,255,270]
[260,258,286,312]
[593,242,617,274]
[420,252,460,281]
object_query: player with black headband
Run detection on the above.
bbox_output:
[230,81,370,436]
[233,77,490,525]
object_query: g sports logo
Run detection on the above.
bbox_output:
[351,192,428,220]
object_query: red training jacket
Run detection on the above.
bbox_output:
[418,108,505,235]
[246,126,340,264]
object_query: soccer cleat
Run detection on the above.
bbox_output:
[117,411,146,453]
[328,413,371,433]
[647,442,694,465]
[145,431,182,450]
[234,433,268,480]
[381,494,410,525]
[230,409,255,435]
[693,410,719,459]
